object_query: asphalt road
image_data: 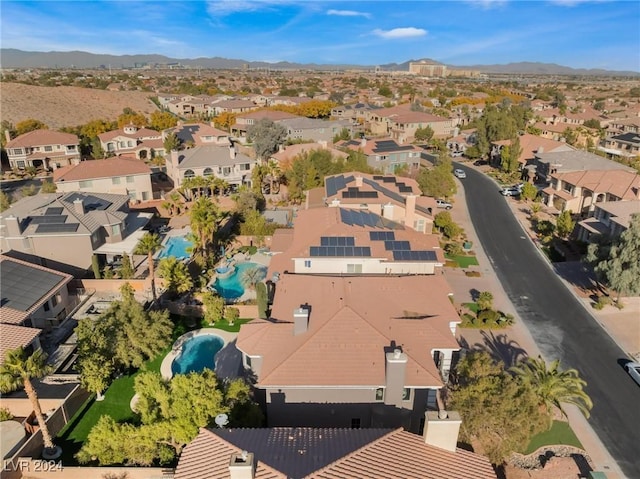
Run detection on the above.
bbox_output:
[0,177,45,196]
[456,164,640,477]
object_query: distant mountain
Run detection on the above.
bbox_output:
[1,49,638,76]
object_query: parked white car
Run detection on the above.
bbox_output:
[436,199,453,210]
[625,361,640,386]
[453,169,466,179]
[500,187,521,197]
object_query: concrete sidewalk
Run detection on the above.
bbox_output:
[444,176,627,479]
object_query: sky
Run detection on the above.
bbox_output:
[1,0,639,71]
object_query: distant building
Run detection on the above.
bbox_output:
[98,124,163,160]
[5,129,80,170]
[409,61,447,77]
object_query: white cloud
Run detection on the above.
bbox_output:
[464,0,508,10]
[372,27,427,39]
[327,9,371,18]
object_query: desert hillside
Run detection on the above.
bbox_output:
[0,82,159,129]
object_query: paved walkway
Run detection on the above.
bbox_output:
[445,174,630,479]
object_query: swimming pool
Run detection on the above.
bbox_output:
[212,262,267,300]
[171,334,224,375]
[157,235,193,260]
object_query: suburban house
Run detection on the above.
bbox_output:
[53,157,153,203]
[164,122,231,148]
[174,424,496,479]
[97,124,163,159]
[166,144,256,189]
[267,207,443,276]
[207,98,259,116]
[315,172,435,234]
[331,102,381,125]
[599,131,640,159]
[269,142,349,168]
[446,128,477,155]
[576,201,640,243]
[277,117,355,143]
[5,129,81,171]
[335,138,422,174]
[166,95,218,117]
[366,104,456,142]
[533,150,636,184]
[489,133,575,175]
[236,273,461,433]
[0,192,152,276]
[0,254,74,362]
[231,110,302,143]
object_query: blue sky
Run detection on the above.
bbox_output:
[2,1,639,71]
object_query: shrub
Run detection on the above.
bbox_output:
[478,309,502,326]
[225,306,240,325]
[465,270,481,277]
[0,407,14,421]
[477,291,494,311]
[445,242,464,256]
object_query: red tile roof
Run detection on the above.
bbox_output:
[98,126,160,142]
[6,129,79,148]
[53,157,151,182]
[551,169,640,200]
[0,324,42,364]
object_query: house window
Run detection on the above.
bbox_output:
[126,176,134,183]
[304,260,311,268]
[127,141,133,147]
[16,160,26,168]
[402,388,411,401]
[142,191,149,201]
[240,163,250,171]
[246,356,252,367]
[375,388,384,401]
[44,145,53,152]
[13,148,24,155]
[66,145,76,151]
[351,418,361,429]
[223,167,231,176]
[43,301,50,312]
[51,294,58,307]
[347,264,362,274]
[111,224,121,236]
[79,180,93,188]
[128,190,137,200]
[184,169,195,179]
[112,177,122,185]
[203,167,213,177]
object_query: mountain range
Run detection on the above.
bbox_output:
[1,49,638,77]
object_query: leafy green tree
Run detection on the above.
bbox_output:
[149,111,178,131]
[247,118,287,160]
[15,119,48,136]
[500,136,521,173]
[40,180,57,193]
[233,186,261,216]
[1,120,16,148]
[449,351,548,464]
[477,291,494,311]
[416,154,456,199]
[510,356,593,419]
[256,282,268,319]
[158,257,193,296]
[239,209,277,237]
[21,184,38,197]
[583,119,601,129]
[555,210,575,239]
[414,125,434,143]
[90,137,106,159]
[594,214,640,301]
[0,191,11,212]
[0,348,56,452]
[562,127,578,146]
[225,306,240,325]
[134,232,162,301]
[117,109,147,128]
[333,127,351,143]
[201,290,225,324]
[378,84,393,98]
[520,182,537,202]
[163,132,181,154]
[118,253,135,279]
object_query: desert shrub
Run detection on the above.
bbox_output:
[465,270,481,277]
[478,309,502,326]
[592,295,611,310]
[225,306,240,325]
[445,242,464,256]
[0,408,14,421]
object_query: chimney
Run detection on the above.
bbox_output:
[229,145,237,159]
[4,130,10,143]
[384,348,408,407]
[3,215,22,236]
[423,410,462,453]
[228,451,255,479]
[355,176,363,187]
[405,194,416,221]
[360,138,367,148]
[73,198,85,215]
[293,307,309,335]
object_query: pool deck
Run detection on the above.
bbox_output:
[160,328,239,380]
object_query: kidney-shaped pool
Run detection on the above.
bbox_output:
[171,333,224,376]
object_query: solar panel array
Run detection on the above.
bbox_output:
[372,140,415,153]
[310,246,371,257]
[0,260,66,311]
[342,189,378,199]
[339,209,403,230]
[29,215,68,224]
[384,240,411,251]
[369,231,395,241]
[393,250,437,261]
[362,178,405,204]
[45,207,64,215]
[397,183,413,193]
[36,223,79,233]
[325,174,355,197]
[320,236,355,247]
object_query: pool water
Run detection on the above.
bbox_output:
[158,236,193,260]
[212,262,267,300]
[171,334,224,375]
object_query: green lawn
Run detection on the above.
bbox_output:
[446,254,479,268]
[56,350,167,464]
[524,420,583,454]
[209,317,253,333]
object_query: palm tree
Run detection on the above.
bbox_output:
[510,355,593,419]
[134,232,162,301]
[240,266,266,291]
[158,257,193,297]
[0,348,56,453]
[190,197,225,261]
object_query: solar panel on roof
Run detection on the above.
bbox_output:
[326,177,337,197]
[392,250,437,261]
[384,240,411,251]
[370,231,396,241]
[36,223,79,233]
[373,175,384,180]
[45,207,63,215]
[29,215,69,224]
[340,209,353,226]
